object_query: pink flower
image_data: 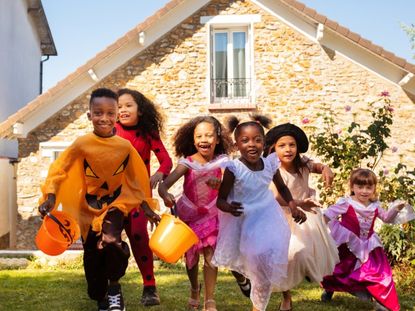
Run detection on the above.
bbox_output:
[383,168,389,176]
[336,128,342,134]
[387,106,394,112]
[301,117,310,124]
[345,105,352,112]
[379,91,390,97]
[391,146,398,153]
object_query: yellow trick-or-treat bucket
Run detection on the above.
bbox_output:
[35,211,80,256]
[149,213,199,263]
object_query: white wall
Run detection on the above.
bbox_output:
[0,158,17,248]
[0,0,42,132]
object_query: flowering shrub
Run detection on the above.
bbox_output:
[308,92,415,265]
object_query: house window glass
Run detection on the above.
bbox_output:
[211,27,250,104]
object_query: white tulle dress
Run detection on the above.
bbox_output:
[212,153,290,311]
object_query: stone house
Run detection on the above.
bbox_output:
[0,0,414,250]
[0,0,56,249]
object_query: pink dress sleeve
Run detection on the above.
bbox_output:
[377,205,399,223]
[324,197,350,220]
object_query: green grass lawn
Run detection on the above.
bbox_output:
[0,261,414,310]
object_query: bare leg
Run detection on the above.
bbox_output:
[280,290,292,310]
[203,246,218,309]
[186,256,200,301]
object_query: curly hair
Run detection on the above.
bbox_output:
[173,116,234,157]
[226,114,272,140]
[117,88,163,139]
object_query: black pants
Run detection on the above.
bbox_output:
[83,209,130,301]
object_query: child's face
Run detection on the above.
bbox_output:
[274,135,297,167]
[236,125,264,164]
[118,94,140,126]
[88,96,118,137]
[193,121,218,160]
[351,183,376,206]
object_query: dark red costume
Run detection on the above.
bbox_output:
[115,122,172,286]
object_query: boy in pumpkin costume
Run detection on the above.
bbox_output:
[38,88,160,311]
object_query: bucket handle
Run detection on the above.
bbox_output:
[46,212,74,244]
[171,202,178,217]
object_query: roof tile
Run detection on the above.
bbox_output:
[347,31,361,43]
[336,25,350,37]
[313,13,327,24]
[302,7,316,18]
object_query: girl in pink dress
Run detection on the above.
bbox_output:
[158,116,233,311]
[322,168,408,311]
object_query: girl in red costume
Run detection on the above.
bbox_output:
[115,88,173,306]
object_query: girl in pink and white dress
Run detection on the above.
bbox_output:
[158,116,233,311]
[264,123,339,311]
[322,168,412,311]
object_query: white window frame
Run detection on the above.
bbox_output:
[201,14,261,109]
[40,141,72,177]
[212,27,250,101]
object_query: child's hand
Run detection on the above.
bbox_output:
[289,201,307,224]
[321,165,334,188]
[300,198,322,211]
[38,193,56,217]
[396,202,406,211]
[162,193,176,208]
[219,201,243,217]
[141,201,161,225]
[150,172,164,189]
[206,177,221,190]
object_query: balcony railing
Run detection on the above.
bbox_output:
[211,78,251,103]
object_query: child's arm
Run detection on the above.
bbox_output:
[38,193,56,217]
[158,164,189,207]
[217,168,243,217]
[377,201,405,223]
[150,135,173,189]
[311,161,334,188]
[273,170,307,223]
[140,200,161,224]
[38,142,79,216]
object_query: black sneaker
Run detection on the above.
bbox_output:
[236,278,251,298]
[321,290,334,302]
[141,285,160,306]
[97,298,109,311]
[108,284,125,311]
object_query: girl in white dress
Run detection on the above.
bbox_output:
[264,123,339,311]
[213,116,295,311]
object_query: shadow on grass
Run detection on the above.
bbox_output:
[0,264,414,310]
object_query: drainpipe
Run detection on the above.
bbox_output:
[9,158,19,249]
[39,55,50,94]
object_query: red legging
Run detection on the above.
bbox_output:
[125,207,156,287]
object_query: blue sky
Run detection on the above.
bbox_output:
[42,0,414,91]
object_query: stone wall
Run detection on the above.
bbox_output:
[14,0,415,249]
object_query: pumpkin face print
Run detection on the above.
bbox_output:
[83,154,130,211]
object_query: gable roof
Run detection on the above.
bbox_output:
[1,0,414,139]
[280,0,414,73]
[27,0,57,56]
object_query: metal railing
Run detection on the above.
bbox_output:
[211,78,251,103]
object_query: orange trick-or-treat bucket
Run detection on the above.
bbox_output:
[149,213,199,263]
[35,211,80,256]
